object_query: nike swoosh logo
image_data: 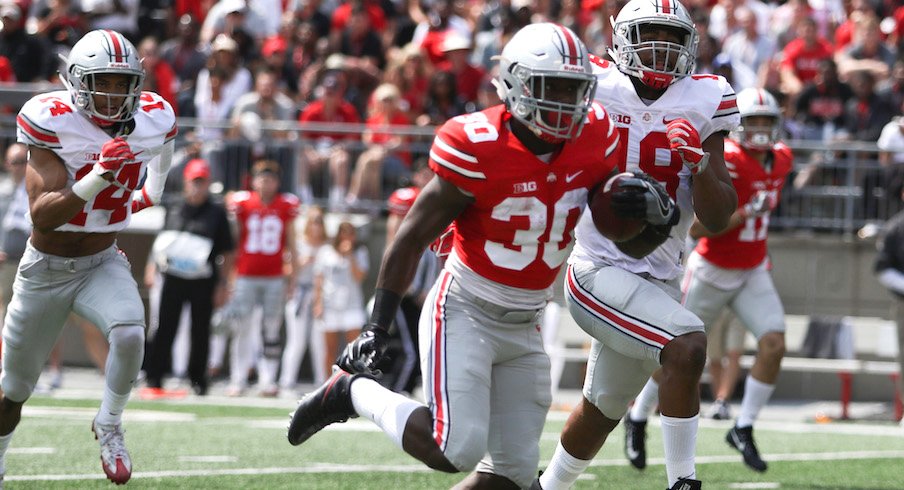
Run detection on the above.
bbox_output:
[626,447,640,460]
[731,432,746,452]
[565,171,583,183]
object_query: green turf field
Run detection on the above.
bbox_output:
[3,395,903,489]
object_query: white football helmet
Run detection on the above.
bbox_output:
[493,22,597,142]
[731,88,782,150]
[609,0,698,89]
[61,30,145,124]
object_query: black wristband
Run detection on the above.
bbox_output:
[368,288,403,331]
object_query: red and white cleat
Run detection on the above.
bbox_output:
[92,418,132,485]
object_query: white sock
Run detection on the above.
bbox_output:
[660,414,698,487]
[350,377,421,449]
[538,441,592,490]
[629,378,659,422]
[736,375,775,428]
[96,387,131,426]
[0,431,14,474]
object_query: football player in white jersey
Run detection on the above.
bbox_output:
[286,23,667,489]
[0,29,176,485]
[536,1,740,489]
[631,88,793,473]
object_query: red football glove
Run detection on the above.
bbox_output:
[131,187,153,213]
[666,118,709,175]
[97,137,135,175]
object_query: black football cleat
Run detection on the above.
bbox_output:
[726,425,768,472]
[668,477,702,490]
[623,416,647,470]
[287,369,360,446]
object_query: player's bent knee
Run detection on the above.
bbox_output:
[108,325,145,355]
[445,435,489,473]
[0,377,34,404]
[587,391,634,420]
[758,331,786,359]
[662,333,707,373]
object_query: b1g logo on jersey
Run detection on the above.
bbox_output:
[611,113,632,125]
[513,181,537,194]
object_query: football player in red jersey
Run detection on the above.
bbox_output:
[640,87,789,473]
[537,0,740,488]
[286,23,677,489]
[0,30,176,485]
[227,160,299,397]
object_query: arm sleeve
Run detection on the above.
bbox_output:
[143,139,175,205]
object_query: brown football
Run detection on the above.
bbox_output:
[590,172,646,242]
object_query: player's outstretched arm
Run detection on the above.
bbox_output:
[689,133,737,233]
[337,175,471,374]
[373,174,471,322]
[132,140,175,213]
[26,146,106,232]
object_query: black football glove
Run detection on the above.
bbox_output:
[335,324,390,376]
[613,173,680,226]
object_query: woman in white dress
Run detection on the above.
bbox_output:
[313,221,368,377]
[280,206,329,389]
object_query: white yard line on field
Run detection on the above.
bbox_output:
[5,450,904,482]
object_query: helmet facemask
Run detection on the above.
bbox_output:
[505,64,597,143]
[732,88,783,151]
[611,20,697,89]
[67,70,144,125]
[735,114,782,151]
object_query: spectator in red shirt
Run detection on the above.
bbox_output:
[833,0,877,52]
[297,72,360,208]
[412,0,470,65]
[780,16,834,97]
[384,43,432,118]
[348,83,412,204]
[436,35,485,106]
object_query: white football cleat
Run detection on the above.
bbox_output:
[92,418,132,485]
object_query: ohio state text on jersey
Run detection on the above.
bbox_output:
[16,90,177,233]
[571,57,741,280]
[230,191,299,276]
[696,140,792,269]
[428,104,620,291]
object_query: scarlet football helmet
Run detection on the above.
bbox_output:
[731,88,782,150]
[609,0,698,89]
[494,22,597,142]
[61,30,145,124]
